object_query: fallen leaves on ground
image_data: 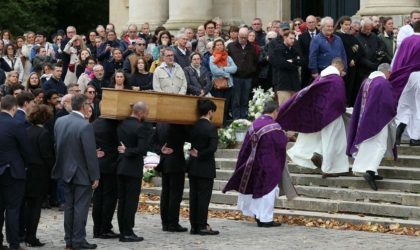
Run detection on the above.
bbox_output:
[138,195,420,236]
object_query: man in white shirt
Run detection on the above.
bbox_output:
[396,10,420,48]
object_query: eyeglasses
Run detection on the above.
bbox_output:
[87,91,95,94]
[294,23,301,26]
[87,62,95,65]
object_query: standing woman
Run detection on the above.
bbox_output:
[26,72,41,92]
[24,104,55,247]
[1,29,13,45]
[184,52,212,96]
[84,85,100,122]
[110,69,131,90]
[378,17,396,63]
[209,38,237,126]
[0,44,24,83]
[130,57,153,91]
[76,49,92,78]
[21,32,36,80]
[63,34,87,86]
[152,31,171,61]
[77,56,97,93]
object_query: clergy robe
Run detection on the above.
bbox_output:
[390,34,420,100]
[278,66,349,174]
[396,72,420,140]
[222,115,296,222]
[347,71,397,174]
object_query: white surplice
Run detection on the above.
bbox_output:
[286,65,349,174]
[396,71,420,140]
[237,186,279,223]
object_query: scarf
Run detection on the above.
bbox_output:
[213,49,228,67]
[84,67,95,80]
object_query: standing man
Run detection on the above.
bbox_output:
[308,17,347,78]
[251,18,266,47]
[52,94,100,250]
[196,20,217,55]
[15,91,35,127]
[116,102,151,242]
[60,26,77,81]
[298,15,319,88]
[396,10,420,48]
[188,99,219,235]
[227,27,258,119]
[347,63,397,190]
[279,58,349,178]
[173,32,191,69]
[223,100,297,227]
[42,63,68,96]
[0,95,31,250]
[153,48,187,94]
[91,118,120,239]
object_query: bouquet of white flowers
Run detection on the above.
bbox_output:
[218,127,236,149]
[248,87,275,121]
[230,119,252,132]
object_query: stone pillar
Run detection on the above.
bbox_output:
[357,0,420,16]
[255,0,291,27]
[110,0,129,35]
[213,0,244,28]
[164,0,212,31]
[128,0,169,30]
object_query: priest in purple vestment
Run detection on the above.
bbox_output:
[278,58,349,177]
[222,101,297,227]
[347,63,397,191]
[391,21,420,145]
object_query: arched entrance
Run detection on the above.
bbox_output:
[291,0,360,20]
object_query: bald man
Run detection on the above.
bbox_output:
[227,27,258,119]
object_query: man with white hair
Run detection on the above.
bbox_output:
[355,17,386,83]
[122,24,140,52]
[347,63,397,190]
[299,15,319,88]
[227,27,258,119]
[308,17,347,78]
[56,93,73,118]
[88,64,108,101]
[173,32,191,68]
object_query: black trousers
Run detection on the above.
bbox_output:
[117,175,141,236]
[189,177,214,229]
[0,169,25,249]
[92,173,118,236]
[160,172,185,227]
[23,196,43,242]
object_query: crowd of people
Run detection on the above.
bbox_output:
[1,9,420,250]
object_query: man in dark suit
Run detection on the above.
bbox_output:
[52,94,100,250]
[188,99,219,235]
[92,118,120,239]
[0,95,31,250]
[116,102,152,242]
[158,123,189,233]
[298,15,319,88]
[15,91,35,128]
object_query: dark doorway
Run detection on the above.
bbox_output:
[291,0,360,21]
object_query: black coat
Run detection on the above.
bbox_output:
[93,118,119,174]
[269,40,304,91]
[227,41,258,78]
[174,46,191,69]
[117,117,152,178]
[25,125,55,197]
[298,30,318,88]
[157,124,189,174]
[355,32,385,74]
[184,65,212,96]
[103,59,124,82]
[187,119,218,179]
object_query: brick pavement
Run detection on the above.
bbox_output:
[21,208,419,249]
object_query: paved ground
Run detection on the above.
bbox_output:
[8,208,420,249]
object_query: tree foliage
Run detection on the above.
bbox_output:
[0,0,108,38]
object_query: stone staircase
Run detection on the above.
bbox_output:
[143,143,420,228]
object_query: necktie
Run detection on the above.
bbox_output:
[310,32,314,38]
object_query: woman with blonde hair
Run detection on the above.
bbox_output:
[63,34,88,85]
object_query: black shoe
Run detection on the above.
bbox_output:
[257,221,282,227]
[190,228,199,235]
[374,175,383,180]
[167,224,188,232]
[65,244,72,249]
[364,171,378,191]
[311,153,323,168]
[396,123,406,145]
[119,234,144,242]
[73,241,97,249]
[98,230,120,239]
[198,225,219,235]
[322,173,339,178]
[409,139,420,146]
[25,238,45,247]
[254,216,260,224]
[162,225,168,232]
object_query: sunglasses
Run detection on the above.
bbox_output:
[294,23,301,26]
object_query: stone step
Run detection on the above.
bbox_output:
[150,177,420,206]
[143,187,420,220]
[213,170,420,193]
[215,144,420,159]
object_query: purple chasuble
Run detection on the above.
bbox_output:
[276,74,346,133]
[390,35,420,100]
[222,115,287,199]
[347,76,396,156]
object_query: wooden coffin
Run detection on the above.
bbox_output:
[100,88,225,127]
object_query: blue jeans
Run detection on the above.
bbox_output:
[232,77,252,120]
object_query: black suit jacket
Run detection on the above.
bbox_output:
[117,117,152,178]
[93,118,120,174]
[26,125,55,197]
[187,119,218,179]
[0,112,31,179]
[298,30,318,88]
[15,109,31,128]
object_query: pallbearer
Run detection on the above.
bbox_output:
[347,64,397,191]
[223,101,297,227]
